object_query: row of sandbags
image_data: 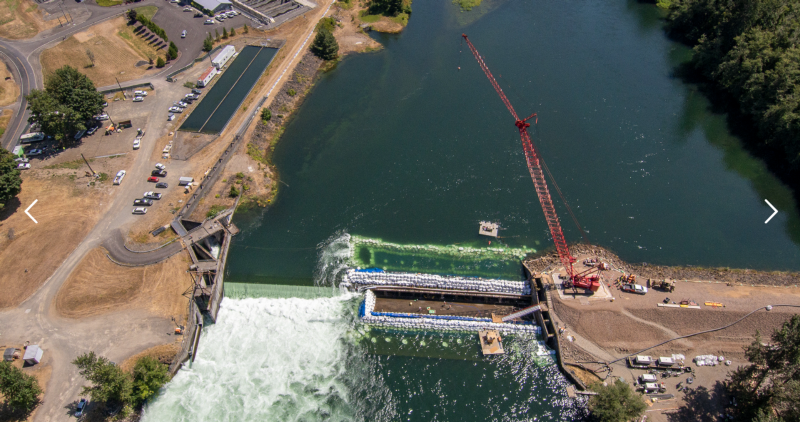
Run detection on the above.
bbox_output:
[343,269,529,295]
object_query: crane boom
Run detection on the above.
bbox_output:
[461,34,578,281]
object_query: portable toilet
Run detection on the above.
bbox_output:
[3,348,16,362]
[22,345,43,365]
[638,373,658,383]
[657,357,675,367]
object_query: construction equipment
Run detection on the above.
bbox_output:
[652,279,675,292]
[462,34,600,292]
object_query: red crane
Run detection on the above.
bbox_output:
[461,34,600,292]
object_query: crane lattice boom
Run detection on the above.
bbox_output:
[462,34,586,285]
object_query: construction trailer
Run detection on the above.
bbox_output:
[22,345,43,365]
[197,66,218,87]
[212,46,236,69]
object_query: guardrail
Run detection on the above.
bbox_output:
[99,82,155,95]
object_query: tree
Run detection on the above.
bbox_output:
[261,108,271,122]
[73,352,133,407]
[726,315,800,421]
[156,56,165,68]
[25,66,103,145]
[203,36,213,52]
[222,27,228,39]
[229,185,240,197]
[167,41,178,60]
[215,29,220,42]
[230,27,236,37]
[131,357,169,406]
[127,9,137,22]
[310,28,338,61]
[588,380,647,422]
[0,147,22,209]
[0,361,42,414]
[243,23,248,34]
[86,49,95,67]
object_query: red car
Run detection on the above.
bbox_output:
[147,176,159,182]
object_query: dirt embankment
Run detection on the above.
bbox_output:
[524,244,800,287]
[55,247,191,321]
[0,62,19,107]
[0,0,60,40]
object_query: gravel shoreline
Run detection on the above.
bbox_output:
[524,244,800,287]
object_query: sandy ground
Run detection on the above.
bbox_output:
[0,63,19,107]
[525,247,800,421]
[0,0,60,40]
[40,16,160,87]
[0,161,130,309]
[55,247,191,320]
[331,5,383,54]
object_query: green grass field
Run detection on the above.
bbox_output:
[134,5,158,19]
[96,0,124,7]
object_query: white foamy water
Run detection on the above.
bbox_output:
[142,295,393,422]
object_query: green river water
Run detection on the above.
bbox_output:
[142,0,800,420]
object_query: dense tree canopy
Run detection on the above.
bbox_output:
[0,361,43,415]
[311,28,339,61]
[667,0,800,170]
[368,0,411,16]
[588,380,647,422]
[0,147,22,209]
[726,314,800,421]
[74,352,133,408]
[26,66,104,146]
[131,356,169,406]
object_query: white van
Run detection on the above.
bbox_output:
[178,177,194,186]
[20,132,45,143]
[133,90,148,97]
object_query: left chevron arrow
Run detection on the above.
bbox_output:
[25,199,38,224]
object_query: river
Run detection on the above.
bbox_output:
[142,0,800,420]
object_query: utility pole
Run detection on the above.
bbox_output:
[80,153,96,175]
[115,77,126,99]
[59,0,70,24]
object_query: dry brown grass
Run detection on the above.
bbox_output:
[0,174,110,309]
[55,247,192,320]
[0,63,19,106]
[119,342,180,373]
[0,109,13,136]
[0,0,59,40]
[40,17,159,87]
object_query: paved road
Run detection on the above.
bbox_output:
[103,228,184,265]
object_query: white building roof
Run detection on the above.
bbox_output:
[194,0,231,11]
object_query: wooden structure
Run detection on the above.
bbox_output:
[479,330,505,355]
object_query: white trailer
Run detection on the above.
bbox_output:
[197,66,218,87]
[212,45,235,69]
[23,345,43,365]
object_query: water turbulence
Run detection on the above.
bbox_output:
[142,295,397,422]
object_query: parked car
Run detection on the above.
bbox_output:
[621,283,648,295]
[114,170,126,185]
[87,126,98,136]
[75,398,87,417]
[132,207,147,215]
[183,6,193,11]
[167,114,175,121]
[182,30,187,38]
[133,198,153,206]
[103,101,108,107]
[134,90,148,97]
[169,106,183,113]
[133,139,141,149]
[144,191,162,200]
[133,96,144,102]
[151,169,167,177]
[155,163,166,170]
[204,19,215,24]
[191,88,202,95]
[27,148,43,156]
[14,157,29,163]
[147,176,159,182]
[177,101,188,108]
[17,163,30,170]
[155,182,168,189]
[74,129,86,140]
[226,11,235,18]
[94,113,109,121]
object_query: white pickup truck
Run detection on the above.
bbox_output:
[113,170,126,185]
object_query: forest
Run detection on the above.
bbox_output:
[666,0,800,173]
